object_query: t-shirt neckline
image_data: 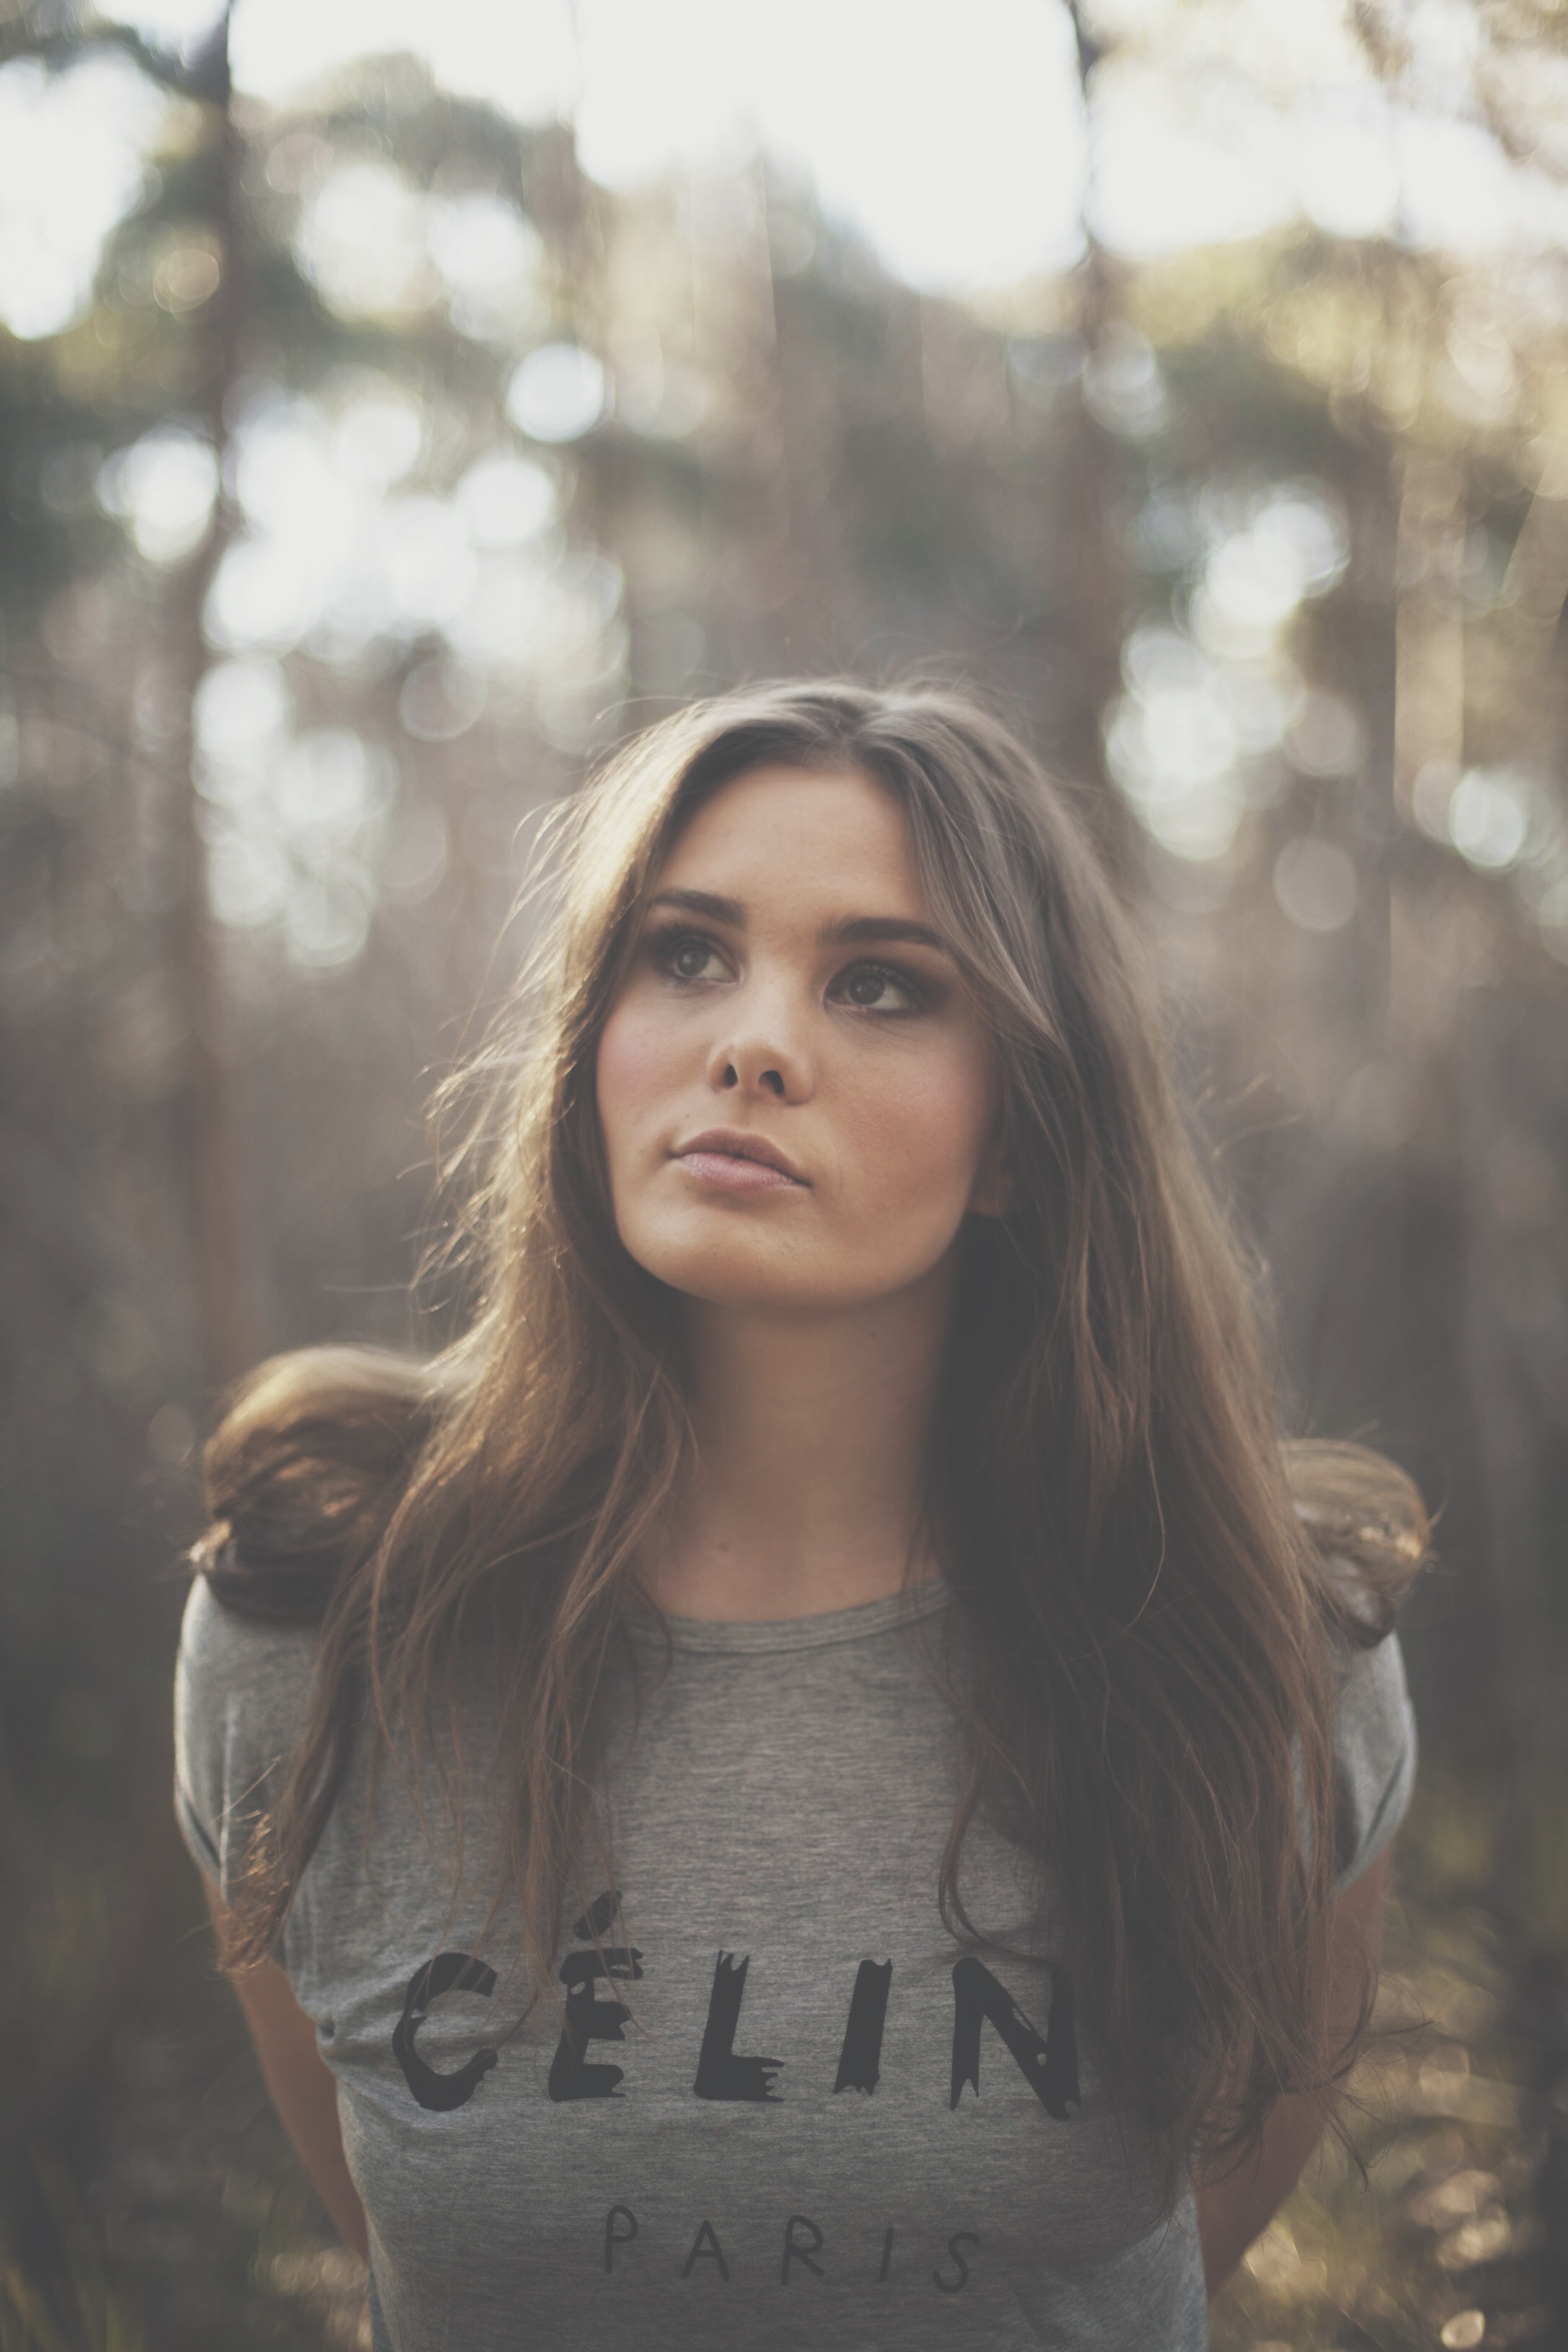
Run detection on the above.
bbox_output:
[624,1574,952,1657]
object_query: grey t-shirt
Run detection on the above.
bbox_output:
[174,1574,1415,2352]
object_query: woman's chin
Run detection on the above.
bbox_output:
[664,1268,858,1317]
[644,1246,885,1319]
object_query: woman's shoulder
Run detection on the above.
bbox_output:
[174,1337,443,1807]
[176,1342,447,1922]
[1286,1444,1427,1894]
[1324,1616,1417,1895]
[177,1567,320,1705]
[174,1573,322,1894]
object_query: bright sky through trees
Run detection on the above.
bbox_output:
[0,0,1552,345]
[6,0,1562,937]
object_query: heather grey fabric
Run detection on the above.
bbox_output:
[175,1574,1415,2351]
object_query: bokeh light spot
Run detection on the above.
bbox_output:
[0,51,168,340]
[194,658,294,780]
[506,344,610,444]
[98,429,218,566]
[1448,768,1531,871]
[1273,837,1358,930]
[455,452,559,547]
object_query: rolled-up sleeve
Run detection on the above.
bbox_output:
[1329,1629,1417,1896]
[173,1575,317,1905]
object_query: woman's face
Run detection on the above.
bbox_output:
[594,763,1003,1315]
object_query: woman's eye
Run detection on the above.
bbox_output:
[834,963,925,1014]
[657,933,725,983]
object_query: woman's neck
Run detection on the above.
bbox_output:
[643,1262,954,1621]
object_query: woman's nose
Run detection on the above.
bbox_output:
[722,1055,785,1099]
[706,1000,813,1105]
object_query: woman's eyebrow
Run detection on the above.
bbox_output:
[819,914,953,953]
[646,887,744,925]
[644,891,950,956]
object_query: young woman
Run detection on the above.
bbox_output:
[175,681,1423,2350]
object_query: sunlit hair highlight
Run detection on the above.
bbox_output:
[194,680,1426,2189]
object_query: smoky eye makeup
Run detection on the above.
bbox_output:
[639,914,950,1015]
[827,958,938,1015]
[645,923,731,984]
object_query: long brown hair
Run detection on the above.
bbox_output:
[195,680,1426,2183]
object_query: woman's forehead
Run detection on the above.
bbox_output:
[655,762,928,914]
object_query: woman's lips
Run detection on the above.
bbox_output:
[677,1150,803,1193]
[672,1131,808,1193]
[677,1152,808,1195]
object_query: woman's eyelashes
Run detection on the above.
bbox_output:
[650,927,730,985]
[826,961,932,1015]
[646,927,934,1016]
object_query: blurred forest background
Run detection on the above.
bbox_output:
[1,0,1567,2345]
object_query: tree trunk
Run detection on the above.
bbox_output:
[163,4,257,1394]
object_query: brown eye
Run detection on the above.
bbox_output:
[833,963,927,1013]
[656,932,725,983]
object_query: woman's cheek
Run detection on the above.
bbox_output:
[849,1053,995,1223]
[596,999,680,1149]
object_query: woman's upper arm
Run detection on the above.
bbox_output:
[201,1879,370,2260]
[201,1878,325,2085]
